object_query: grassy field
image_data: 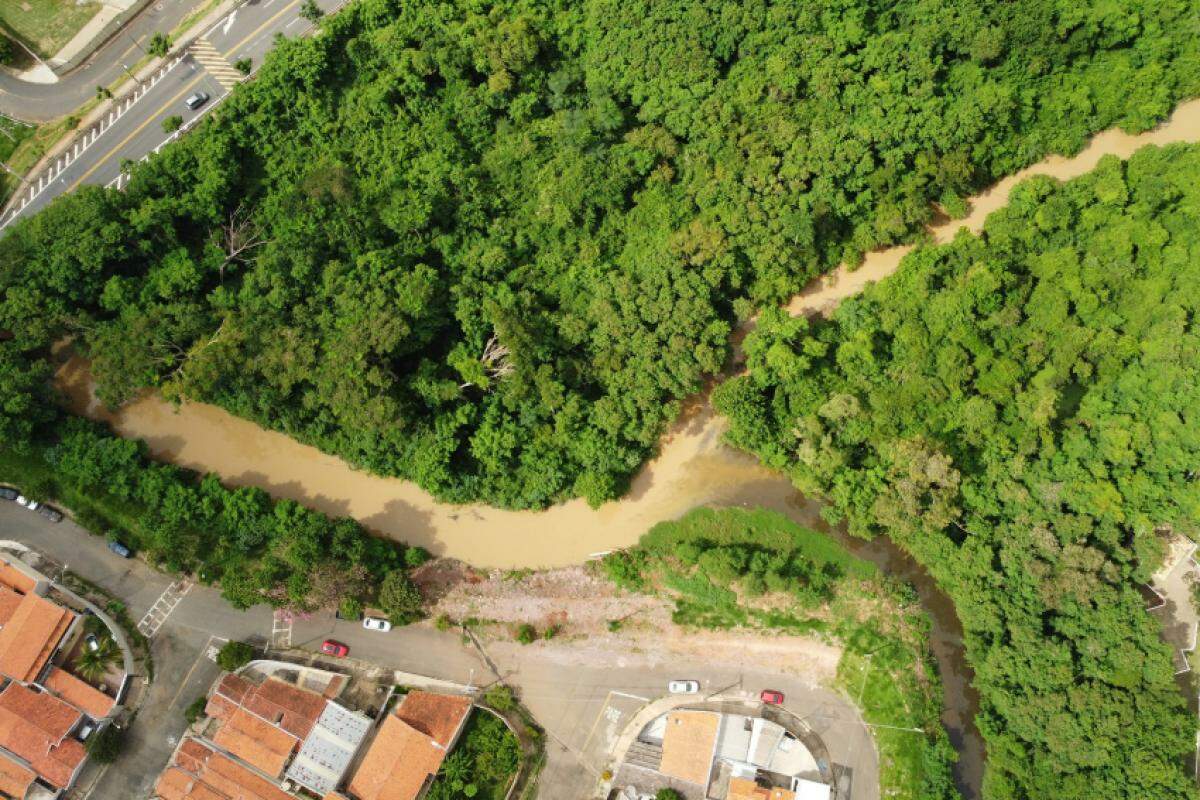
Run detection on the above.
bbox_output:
[601,507,958,800]
[0,0,101,58]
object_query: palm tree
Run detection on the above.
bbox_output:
[75,637,119,683]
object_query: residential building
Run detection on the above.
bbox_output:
[345,690,473,800]
[0,554,125,799]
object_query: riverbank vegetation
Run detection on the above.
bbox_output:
[2,0,1198,510]
[0,418,429,614]
[602,507,959,800]
[715,144,1200,799]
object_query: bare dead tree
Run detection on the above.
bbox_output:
[459,333,514,389]
[216,202,270,277]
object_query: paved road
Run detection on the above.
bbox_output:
[1,0,339,229]
[0,0,200,122]
[0,500,880,800]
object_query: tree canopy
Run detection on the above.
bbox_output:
[715,143,1200,799]
[2,0,1197,508]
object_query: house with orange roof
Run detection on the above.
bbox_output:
[0,683,87,792]
[0,554,131,798]
[0,591,77,685]
[42,668,116,722]
[154,737,296,800]
[203,674,329,779]
[345,691,473,800]
[0,750,37,800]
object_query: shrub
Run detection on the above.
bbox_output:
[515,624,536,644]
[378,570,422,624]
[215,641,254,672]
[607,619,622,632]
[484,684,516,712]
[655,790,683,800]
[435,613,453,631]
[147,32,169,57]
[162,115,183,134]
[234,57,252,74]
[184,696,207,724]
[338,596,363,620]
[86,725,125,763]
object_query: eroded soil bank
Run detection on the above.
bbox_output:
[53,97,1200,799]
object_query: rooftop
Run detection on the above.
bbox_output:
[43,667,116,721]
[154,738,295,800]
[211,707,299,778]
[660,711,720,787]
[0,591,76,684]
[284,701,372,796]
[0,749,37,800]
[346,691,472,800]
[0,683,86,789]
[209,675,326,740]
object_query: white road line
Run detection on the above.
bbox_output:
[285,16,303,28]
[222,10,238,35]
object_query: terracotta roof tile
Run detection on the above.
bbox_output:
[210,676,325,740]
[211,707,298,778]
[347,692,472,800]
[0,749,37,799]
[242,678,325,739]
[660,710,719,787]
[154,738,295,800]
[0,563,36,594]
[0,587,24,627]
[0,592,75,683]
[727,777,796,800]
[394,692,472,748]
[0,684,85,789]
[44,667,117,721]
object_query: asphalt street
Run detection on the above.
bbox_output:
[0,0,200,121]
[0,499,880,800]
[2,0,342,227]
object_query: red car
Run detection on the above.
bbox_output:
[320,639,349,657]
[760,689,785,705]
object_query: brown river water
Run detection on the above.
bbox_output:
[54,98,1200,797]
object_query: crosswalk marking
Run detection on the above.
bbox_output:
[137,579,192,637]
[191,38,243,89]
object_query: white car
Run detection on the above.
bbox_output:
[15,495,40,511]
[362,617,392,632]
[668,680,700,694]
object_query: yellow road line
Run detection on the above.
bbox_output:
[219,0,304,58]
[69,74,206,190]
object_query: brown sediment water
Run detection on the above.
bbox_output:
[52,97,1200,798]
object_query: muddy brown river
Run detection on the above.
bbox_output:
[54,98,1200,798]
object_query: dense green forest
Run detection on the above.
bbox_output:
[715,144,1200,799]
[602,507,959,799]
[2,0,1199,507]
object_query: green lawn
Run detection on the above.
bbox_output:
[1,0,101,58]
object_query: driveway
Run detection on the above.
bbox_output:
[0,501,879,799]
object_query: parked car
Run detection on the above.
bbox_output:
[668,680,700,694]
[0,487,16,501]
[320,639,349,657]
[184,91,209,110]
[85,634,100,652]
[759,689,785,706]
[107,540,132,558]
[77,722,96,741]
[37,505,63,523]
[362,616,392,632]
[15,495,39,511]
